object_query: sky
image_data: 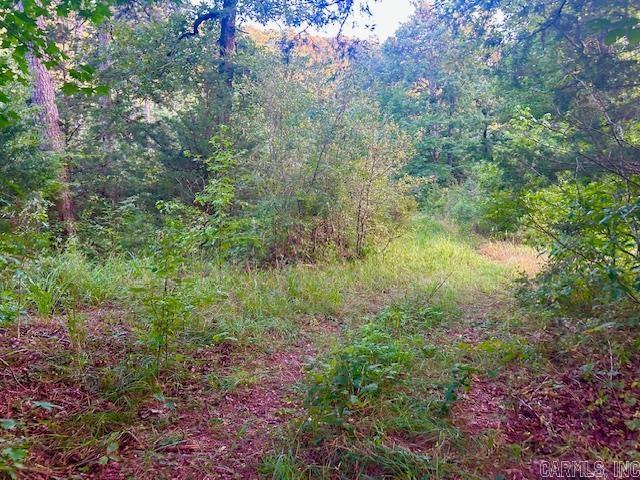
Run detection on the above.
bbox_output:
[317,0,416,41]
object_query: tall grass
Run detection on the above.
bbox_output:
[20,217,508,328]
[21,250,149,315]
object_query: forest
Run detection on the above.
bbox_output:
[0,0,639,478]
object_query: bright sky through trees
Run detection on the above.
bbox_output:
[318,0,416,40]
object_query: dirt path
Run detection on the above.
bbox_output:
[113,342,315,479]
[0,314,335,480]
[446,248,639,479]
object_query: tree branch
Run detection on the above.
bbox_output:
[178,10,222,40]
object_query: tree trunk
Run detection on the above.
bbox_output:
[446,94,456,167]
[98,23,114,147]
[97,22,121,203]
[28,30,75,235]
[217,0,238,125]
[481,107,492,161]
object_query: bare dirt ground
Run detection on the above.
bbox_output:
[0,312,335,479]
[449,245,639,479]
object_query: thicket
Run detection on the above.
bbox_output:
[373,1,640,317]
[1,0,638,362]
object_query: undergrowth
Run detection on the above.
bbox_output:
[266,296,473,479]
[10,217,505,332]
[0,217,515,477]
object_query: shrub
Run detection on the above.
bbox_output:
[523,174,640,312]
[304,321,415,431]
[425,162,525,236]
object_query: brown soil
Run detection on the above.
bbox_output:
[0,311,331,479]
[451,304,640,479]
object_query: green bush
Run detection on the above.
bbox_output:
[304,321,416,431]
[424,162,525,236]
[523,174,640,311]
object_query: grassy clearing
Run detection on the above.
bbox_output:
[258,224,638,479]
[17,217,507,336]
[0,216,525,478]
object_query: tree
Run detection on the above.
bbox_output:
[432,0,640,306]
[0,0,111,126]
[179,0,376,125]
[28,39,74,234]
[374,5,498,181]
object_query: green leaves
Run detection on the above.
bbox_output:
[525,174,640,309]
[31,401,62,412]
[0,419,17,431]
[61,82,109,97]
[61,65,110,97]
[61,83,82,95]
[153,393,176,411]
[588,17,640,47]
[0,445,28,479]
[304,319,417,430]
[0,0,112,126]
[1,448,27,463]
[88,3,111,24]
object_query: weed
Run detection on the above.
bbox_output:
[260,453,303,480]
[0,293,21,326]
[26,271,63,316]
[304,321,415,431]
[208,367,264,393]
[65,307,89,374]
[0,443,28,480]
[441,363,473,413]
[98,358,157,406]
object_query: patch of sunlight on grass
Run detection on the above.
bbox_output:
[478,239,546,277]
[192,216,511,325]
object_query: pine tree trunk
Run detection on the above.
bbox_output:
[28,18,74,235]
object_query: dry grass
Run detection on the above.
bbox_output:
[477,240,545,277]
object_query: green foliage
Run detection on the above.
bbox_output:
[588,17,640,47]
[377,6,497,180]
[76,196,155,257]
[194,131,260,259]
[22,248,135,314]
[425,161,525,236]
[0,294,21,326]
[0,0,111,126]
[26,270,62,316]
[524,174,640,310]
[0,214,517,476]
[2,0,640,475]
[230,51,416,262]
[441,363,473,413]
[377,297,446,334]
[0,418,27,479]
[259,453,303,480]
[133,201,197,372]
[0,444,28,480]
[0,88,55,300]
[304,320,415,430]
[303,294,454,434]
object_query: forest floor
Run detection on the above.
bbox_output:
[1,221,638,479]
